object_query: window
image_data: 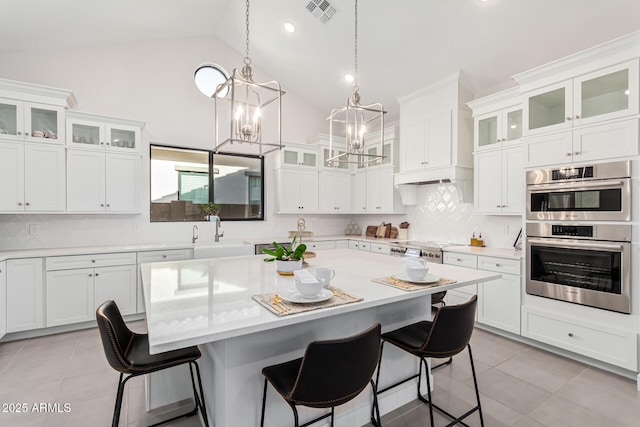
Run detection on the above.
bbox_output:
[150,145,264,221]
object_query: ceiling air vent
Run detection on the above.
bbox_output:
[305,0,337,24]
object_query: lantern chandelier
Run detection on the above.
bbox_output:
[211,0,285,157]
[327,0,386,166]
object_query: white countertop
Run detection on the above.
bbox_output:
[444,245,523,259]
[140,248,501,354]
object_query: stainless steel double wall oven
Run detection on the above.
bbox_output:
[525,160,632,314]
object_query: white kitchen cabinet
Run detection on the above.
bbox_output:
[136,249,193,313]
[370,243,390,255]
[320,146,349,170]
[402,110,452,171]
[477,256,521,335]
[66,150,141,213]
[443,253,478,320]
[523,59,639,136]
[348,240,362,250]
[335,240,349,249]
[279,146,318,168]
[474,146,523,215]
[306,241,336,251]
[274,168,318,213]
[46,252,137,326]
[0,142,65,212]
[524,118,638,167]
[318,171,350,213]
[522,306,636,370]
[351,171,367,213]
[0,98,65,144]
[0,261,6,340]
[6,258,44,333]
[474,106,522,151]
[66,111,143,154]
[366,167,404,213]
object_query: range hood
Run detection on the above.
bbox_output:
[394,166,474,204]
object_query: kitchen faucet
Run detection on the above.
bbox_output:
[192,225,198,244]
[210,215,223,242]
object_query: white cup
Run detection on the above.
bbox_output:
[315,268,336,288]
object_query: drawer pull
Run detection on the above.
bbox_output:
[95,273,99,277]
[89,274,92,277]
[495,263,501,267]
[162,255,167,258]
[568,333,574,338]
[92,260,96,263]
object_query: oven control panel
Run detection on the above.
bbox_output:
[551,225,593,237]
[551,166,593,181]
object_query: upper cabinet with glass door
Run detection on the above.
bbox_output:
[468,87,523,152]
[523,59,639,136]
[278,145,318,169]
[0,78,75,145]
[66,111,144,153]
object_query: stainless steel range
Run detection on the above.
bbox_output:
[389,241,455,263]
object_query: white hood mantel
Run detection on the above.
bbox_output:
[394,166,474,204]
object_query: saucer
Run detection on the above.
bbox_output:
[392,273,440,284]
[280,288,333,304]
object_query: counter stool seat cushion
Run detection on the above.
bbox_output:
[261,357,303,402]
[382,320,433,355]
[125,334,201,373]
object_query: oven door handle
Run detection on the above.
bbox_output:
[527,237,624,252]
[527,180,626,193]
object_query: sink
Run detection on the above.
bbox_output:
[192,242,253,259]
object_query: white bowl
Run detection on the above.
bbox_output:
[405,266,429,281]
[295,280,324,299]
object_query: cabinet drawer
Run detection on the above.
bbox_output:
[335,240,349,249]
[137,249,193,264]
[307,241,336,251]
[477,256,520,275]
[348,240,361,250]
[358,242,371,251]
[522,308,636,370]
[47,252,137,271]
[443,252,477,269]
[370,243,390,255]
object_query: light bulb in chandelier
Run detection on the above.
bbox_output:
[234,104,261,142]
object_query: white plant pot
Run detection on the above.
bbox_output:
[276,259,303,276]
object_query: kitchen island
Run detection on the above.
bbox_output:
[141,249,501,426]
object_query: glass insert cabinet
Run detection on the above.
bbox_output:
[0,98,65,144]
[524,59,639,135]
[475,105,523,150]
[66,111,142,153]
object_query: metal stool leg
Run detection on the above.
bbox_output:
[112,373,126,427]
[468,344,484,427]
[260,378,268,427]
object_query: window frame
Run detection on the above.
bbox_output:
[150,143,265,222]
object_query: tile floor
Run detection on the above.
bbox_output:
[1,324,639,426]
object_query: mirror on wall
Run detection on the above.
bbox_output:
[150,145,264,221]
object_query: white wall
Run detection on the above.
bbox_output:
[0,36,348,250]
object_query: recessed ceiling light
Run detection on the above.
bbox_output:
[284,22,296,33]
[344,74,354,82]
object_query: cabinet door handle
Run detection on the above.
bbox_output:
[574,151,580,155]
[25,202,30,206]
[17,131,22,136]
[566,117,572,121]
[575,115,580,119]
[101,204,105,207]
[162,255,167,258]
[565,152,572,156]
[496,205,501,208]
[95,273,99,277]
[106,204,110,207]
[89,274,93,277]
[568,333,574,337]
[18,202,22,206]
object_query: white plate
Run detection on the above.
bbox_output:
[392,273,440,284]
[280,288,333,304]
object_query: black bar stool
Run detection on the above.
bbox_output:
[374,295,483,427]
[96,300,210,427]
[260,323,382,427]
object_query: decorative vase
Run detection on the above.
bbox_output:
[275,259,303,276]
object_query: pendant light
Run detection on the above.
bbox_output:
[211,0,285,157]
[327,0,386,166]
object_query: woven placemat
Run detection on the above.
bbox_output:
[373,276,456,291]
[252,286,363,317]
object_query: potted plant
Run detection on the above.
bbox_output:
[262,237,307,275]
[199,202,220,220]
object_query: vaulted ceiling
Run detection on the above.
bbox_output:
[3,0,640,120]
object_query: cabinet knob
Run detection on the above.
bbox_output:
[566,117,572,121]
[92,260,96,263]
[162,255,167,258]
[106,204,110,207]
[89,274,92,277]
[568,333,574,337]
[25,202,30,206]
[574,151,580,155]
[17,131,22,136]
[565,152,572,156]
[101,142,105,145]
[101,204,105,207]
[106,142,110,145]
[575,115,580,119]
[18,202,22,206]
[496,205,501,208]
[95,273,99,277]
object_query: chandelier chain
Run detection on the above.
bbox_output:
[353,0,359,93]
[244,0,251,65]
